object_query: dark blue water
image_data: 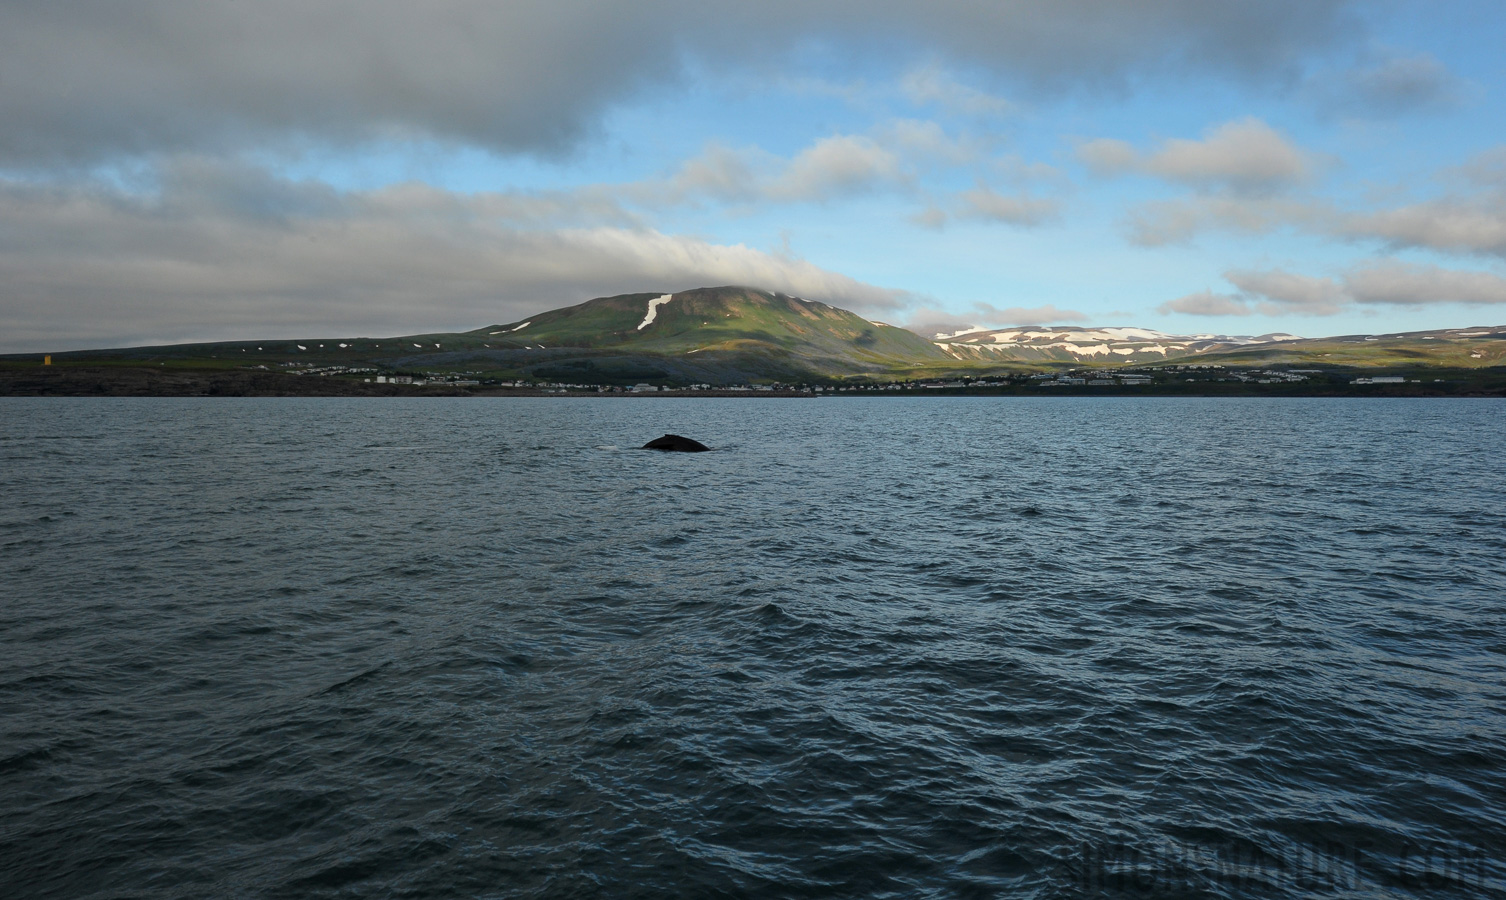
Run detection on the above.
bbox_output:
[2,397,1503,898]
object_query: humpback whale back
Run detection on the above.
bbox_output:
[642,434,710,452]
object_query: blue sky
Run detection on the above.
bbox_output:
[2,0,1504,351]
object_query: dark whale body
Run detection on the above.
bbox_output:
[642,434,710,452]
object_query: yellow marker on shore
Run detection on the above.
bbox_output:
[44,355,51,365]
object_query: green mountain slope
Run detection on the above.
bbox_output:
[9,286,951,385]
[9,288,1502,388]
[1159,327,1506,369]
[472,286,947,371]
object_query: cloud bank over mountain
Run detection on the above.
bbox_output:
[0,163,908,351]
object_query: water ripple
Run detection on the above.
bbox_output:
[1,397,1503,898]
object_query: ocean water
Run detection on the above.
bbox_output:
[1,397,1503,899]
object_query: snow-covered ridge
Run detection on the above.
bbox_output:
[933,326,1301,346]
[638,294,674,330]
[924,324,1305,361]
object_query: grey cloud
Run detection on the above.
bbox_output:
[908,206,950,229]
[973,302,1088,325]
[1337,200,1506,258]
[1156,290,1254,316]
[767,136,905,202]
[1145,119,1311,192]
[1448,147,1506,187]
[1075,139,1137,175]
[1085,118,1314,195]
[1224,267,1348,315]
[638,124,988,209]
[903,308,986,335]
[877,119,985,167]
[0,164,909,352]
[899,65,1013,116]
[647,143,767,205]
[1327,150,1506,257]
[1345,262,1506,306]
[1157,261,1506,317]
[1158,268,1344,317]
[1124,195,1328,246]
[1124,184,1506,259]
[1312,52,1468,117]
[955,185,1060,226]
[636,136,906,207]
[0,1,1356,166]
[904,301,1086,334]
[1118,144,1506,258]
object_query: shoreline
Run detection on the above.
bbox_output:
[2,367,1502,398]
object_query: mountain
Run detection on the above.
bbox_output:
[6,287,1503,390]
[8,286,950,386]
[924,322,1506,368]
[468,286,948,381]
[924,325,1303,364]
[1147,326,1506,369]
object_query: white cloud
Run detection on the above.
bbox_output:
[1124,195,1326,246]
[1075,138,1137,175]
[1079,117,1314,196]
[909,206,949,229]
[904,301,1086,334]
[1337,200,1506,258]
[1225,267,1348,315]
[875,118,983,166]
[1157,290,1254,316]
[955,185,1059,226]
[899,64,1013,116]
[1113,143,1506,258]
[652,143,765,205]
[1145,118,1313,192]
[0,164,909,352]
[768,135,905,201]
[636,123,998,211]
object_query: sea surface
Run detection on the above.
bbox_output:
[2,397,1503,898]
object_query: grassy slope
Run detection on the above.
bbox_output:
[1160,332,1506,369]
[9,287,950,385]
[8,288,1502,386]
[471,286,950,378]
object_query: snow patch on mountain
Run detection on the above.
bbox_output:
[638,294,674,330]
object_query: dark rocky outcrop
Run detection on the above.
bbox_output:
[642,434,710,452]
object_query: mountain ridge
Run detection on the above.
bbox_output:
[4,286,1504,383]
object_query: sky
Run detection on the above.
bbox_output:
[2,0,1505,352]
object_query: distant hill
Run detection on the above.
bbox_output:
[1153,326,1506,369]
[6,287,1503,386]
[924,325,1304,364]
[9,286,950,386]
[467,286,949,380]
[923,322,1506,368]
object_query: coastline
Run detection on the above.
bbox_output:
[2,366,1502,398]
